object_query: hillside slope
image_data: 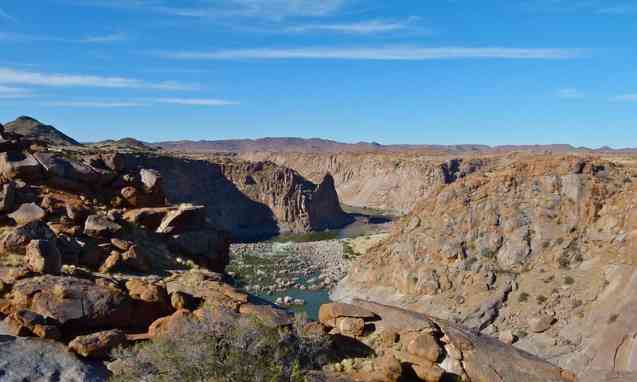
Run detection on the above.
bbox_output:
[334,153,637,380]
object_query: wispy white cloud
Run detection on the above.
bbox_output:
[154,98,239,106]
[40,98,238,108]
[598,5,637,14]
[0,85,33,98]
[42,100,147,108]
[79,32,129,43]
[73,0,347,20]
[556,88,584,99]
[158,46,585,61]
[0,67,195,90]
[525,0,637,15]
[287,19,415,34]
[613,94,637,102]
[0,31,128,44]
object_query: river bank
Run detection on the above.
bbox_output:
[227,233,389,319]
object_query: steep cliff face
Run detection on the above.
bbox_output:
[241,152,487,214]
[102,153,351,240]
[219,160,352,236]
[335,153,637,380]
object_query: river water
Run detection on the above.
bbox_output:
[228,208,394,319]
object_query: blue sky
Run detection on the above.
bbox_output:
[0,0,636,146]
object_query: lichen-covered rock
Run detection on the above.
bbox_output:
[0,335,108,382]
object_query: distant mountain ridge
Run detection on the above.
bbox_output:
[157,137,637,154]
[3,116,636,154]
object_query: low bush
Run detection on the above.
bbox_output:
[110,314,330,382]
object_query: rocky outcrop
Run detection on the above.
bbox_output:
[336,154,637,380]
[220,160,353,235]
[241,151,487,214]
[317,300,575,382]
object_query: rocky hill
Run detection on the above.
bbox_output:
[335,153,637,381]
[4,116,80,146]
[242,151,489,214]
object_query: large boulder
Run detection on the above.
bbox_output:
[25,239,62,275]
[318,303,378,327]
[7,276,135,335]
[140,168,162,193]
[122,207,171,231]
[68,329,128,359]
[3,309,61,339]
[165,270,247,312]
[84,215,122,238]
[0,335,108,382]
[156,204,206,234]
[0,151,43,181]
[8,202,46,225]
[33,152,115,189]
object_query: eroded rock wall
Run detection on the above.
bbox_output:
[241,151,488,214]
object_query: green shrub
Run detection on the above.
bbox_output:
[110,314,329,382]
[518,292,530,303]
